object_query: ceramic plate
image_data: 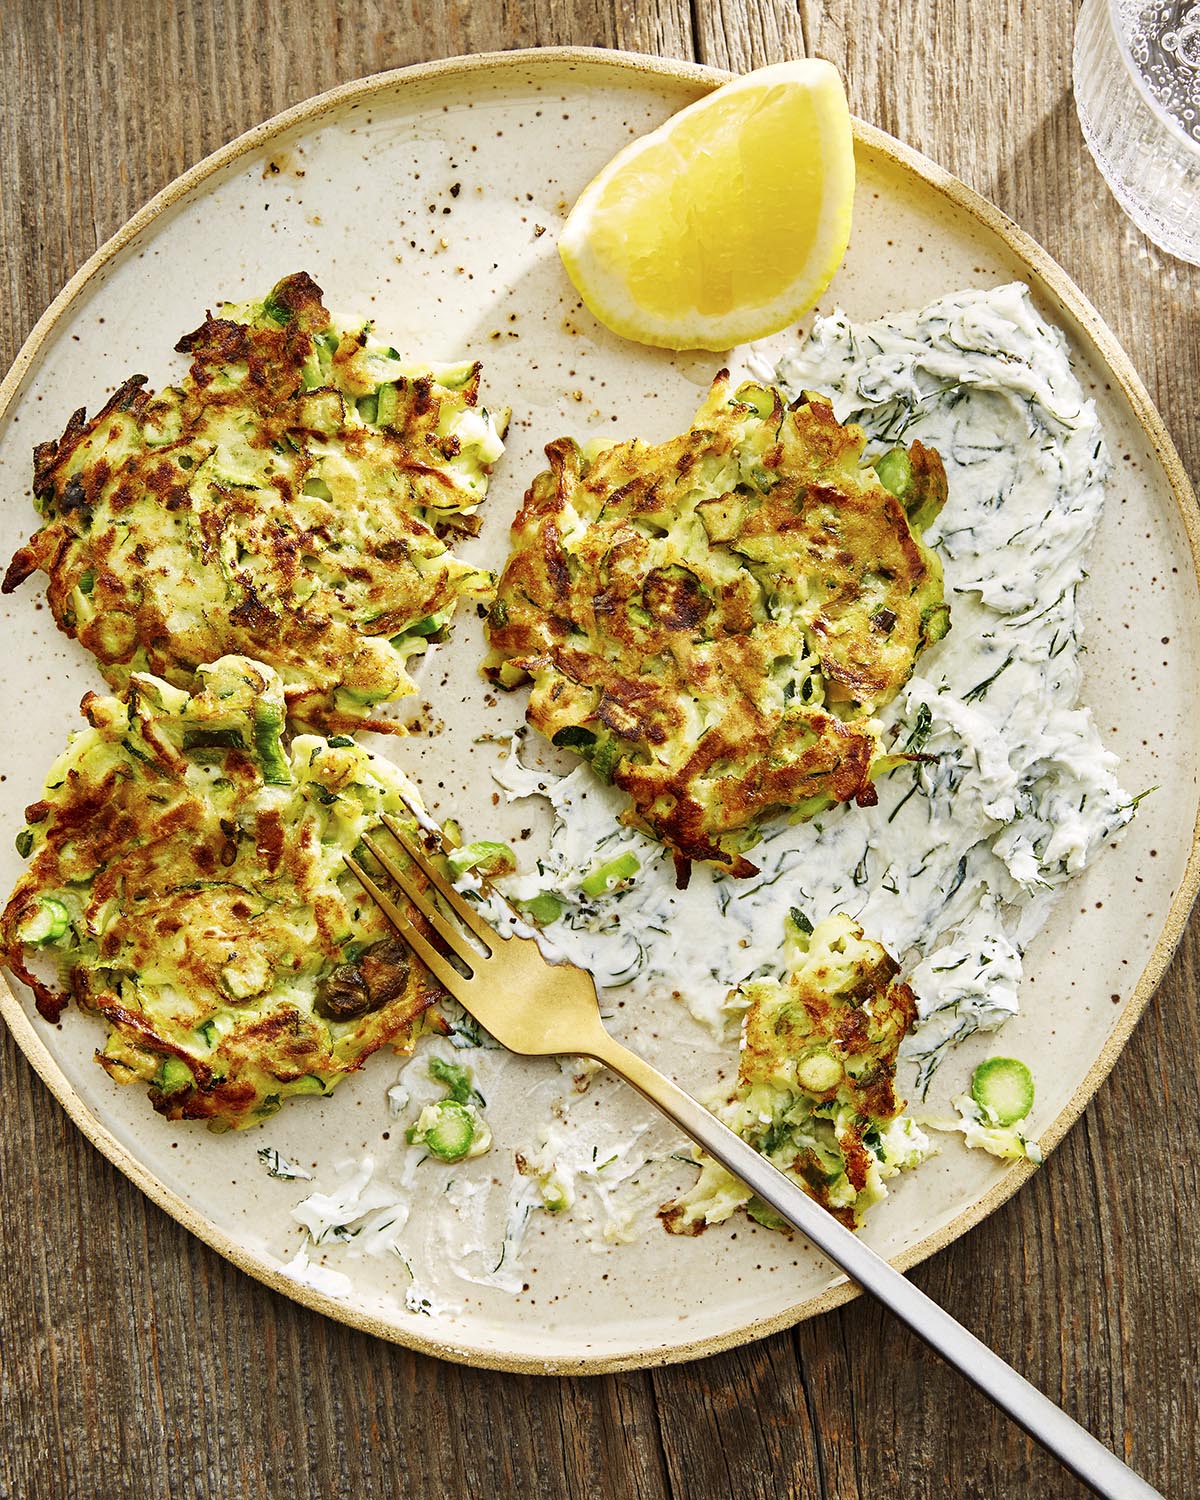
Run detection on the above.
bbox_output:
[1,49,1197,1373]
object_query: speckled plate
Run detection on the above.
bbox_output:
[1,49,1197,1374]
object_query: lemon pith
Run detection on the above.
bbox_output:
[558,60,855,351]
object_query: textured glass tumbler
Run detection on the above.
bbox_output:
[1074,0,1200,262]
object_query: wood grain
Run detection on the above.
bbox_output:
[1,2,1197,1497]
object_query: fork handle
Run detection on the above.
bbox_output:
[587,1031,1161,1500]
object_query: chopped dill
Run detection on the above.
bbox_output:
[963,654,1014,703]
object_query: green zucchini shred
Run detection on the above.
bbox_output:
[874,447,912,498]
[521,892,563,925]
[446,840,517,879]
[581,852,639,898]
[252,701,293,787]
[155,1056,193,1096]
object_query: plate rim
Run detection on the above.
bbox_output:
[1,44,1198,1375]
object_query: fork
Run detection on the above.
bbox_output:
[347,813,1160,1500]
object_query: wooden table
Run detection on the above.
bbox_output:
[2,3,1196,1496]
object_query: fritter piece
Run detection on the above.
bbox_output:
[485,375,948,882]
[1,656,448,1130]
[660,914,928,1233]
[3,272,508,732]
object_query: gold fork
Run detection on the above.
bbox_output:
[347,812,1157,1500]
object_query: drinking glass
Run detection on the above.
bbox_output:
[1074,0,1200,263]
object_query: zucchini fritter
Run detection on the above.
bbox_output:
[660,914,928,1233]
[485,375,948,881]
[3,273,507,732]
[1,657,446,1130]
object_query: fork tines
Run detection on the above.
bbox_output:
[376,814,498,948]
[344,813,507,996]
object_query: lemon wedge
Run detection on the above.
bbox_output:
[558,60,855,351]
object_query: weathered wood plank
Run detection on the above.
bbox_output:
[690,0,808,70]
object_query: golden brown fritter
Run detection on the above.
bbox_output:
[1,656,447,1130]
[660,914,927,1233]
[485,375,948,882]
[3,272,507,732]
